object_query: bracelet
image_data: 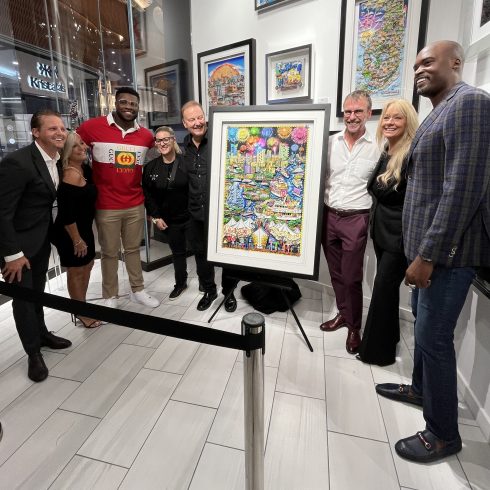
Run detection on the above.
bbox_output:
[74,239,82,246]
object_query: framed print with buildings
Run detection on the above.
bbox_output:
[266,44,312,104]
[197,39,256,117]
[336,0,429,116]
[206,104,330,280]
[144,59,187,127]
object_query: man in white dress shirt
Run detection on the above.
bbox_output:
[320,91,380,354]
[0,110,72,382]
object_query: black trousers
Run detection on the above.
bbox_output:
[188,218,216,293]
[165,220,190,287]
[358,242,408,365]
[11,239,52,355]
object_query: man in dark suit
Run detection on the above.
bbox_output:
[376,41,490,462]
[0,109,72,382]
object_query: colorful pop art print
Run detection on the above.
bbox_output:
[336,0,429,116]
[266,45,312,104]
[198,39,256,118]
[207,105,330,280]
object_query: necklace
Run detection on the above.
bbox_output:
[64,166,86,181]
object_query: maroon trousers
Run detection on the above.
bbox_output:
[322,206,369,330]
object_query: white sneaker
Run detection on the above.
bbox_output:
[130,290,159,308]
[103,297,117,308]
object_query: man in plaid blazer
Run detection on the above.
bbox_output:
[376,40,490,463]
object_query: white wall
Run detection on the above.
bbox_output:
[189,0,490,440]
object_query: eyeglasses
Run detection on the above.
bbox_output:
[117,99,139,108]
[344,109,365,117]
[155,137,174,144]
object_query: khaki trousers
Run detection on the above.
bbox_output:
[96,204,144,298]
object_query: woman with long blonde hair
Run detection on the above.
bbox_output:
[53,132,101,328]
[357,99,419,365]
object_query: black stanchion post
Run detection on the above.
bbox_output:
[242,312,265,490]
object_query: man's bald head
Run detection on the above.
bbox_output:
[413,40,464,107]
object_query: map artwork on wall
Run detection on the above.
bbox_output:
[221,124,310,257]
[354,0,408,99]
[207,55,246,106]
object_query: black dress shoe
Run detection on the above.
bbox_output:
[197,291,218,311]
[169,284,187,300]
[40,331,72,350]
[224,293,237,313]
[28,353,48,382]
[395,429,462,463]
[375,383,423,407]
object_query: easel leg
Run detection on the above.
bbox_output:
[281,289,314,352]
[208,280,239,323]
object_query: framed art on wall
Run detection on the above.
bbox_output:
[206,104,330,280]
[336,0,429,116]
[144,59,187,127]
[266,44,312,104]
[197,39,256,117]
[255,0,299,11]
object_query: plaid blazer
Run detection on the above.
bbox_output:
[403,82,490,267]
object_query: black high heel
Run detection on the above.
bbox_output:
[72,314,102,328]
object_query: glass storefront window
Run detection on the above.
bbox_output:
[0,0,192,270]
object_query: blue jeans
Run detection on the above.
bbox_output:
[411,266,476,441]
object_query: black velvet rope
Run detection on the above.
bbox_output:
[0,282,264,352]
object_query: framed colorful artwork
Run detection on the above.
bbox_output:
[255,0,299,12]
[336,0,429,116]
[206,104,330,280]
[266,44,312,104]
[197,39,256,117]
[144,59,187,128]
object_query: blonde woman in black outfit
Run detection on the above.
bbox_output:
[357,99,419,366]
[143,126,189,300]
[53,132,101,328]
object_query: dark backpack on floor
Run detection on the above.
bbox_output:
[241,279,302,315]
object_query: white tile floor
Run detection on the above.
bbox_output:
[0,260,489,489]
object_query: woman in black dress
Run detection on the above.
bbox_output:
[357,99,419,365]
[143,126,190,300]
[53,132,100,328]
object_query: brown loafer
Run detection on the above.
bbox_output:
[346,328,361,354]
[320,313,347,332]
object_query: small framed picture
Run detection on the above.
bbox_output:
[144,59,187,128]
[197,39,256,117]
[206,104,330,280]
[266,44,312,104]
[255,0,299,12]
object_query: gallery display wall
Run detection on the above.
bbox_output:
[189,0,490,442]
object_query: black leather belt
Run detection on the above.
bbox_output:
[326,206,370,217]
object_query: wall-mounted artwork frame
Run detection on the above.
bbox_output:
[336,0,429,116]
[144,59,187,128]
[266,44,312,104]
[197,39,256,117]
[206,104,330,280]
[467,0,490,60]
[255,0,299,11]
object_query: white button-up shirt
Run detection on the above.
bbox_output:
[35,141,60,189]
[324,129,380,210]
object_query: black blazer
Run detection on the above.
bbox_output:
[0,142,59,258]
[367,153,407,253]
